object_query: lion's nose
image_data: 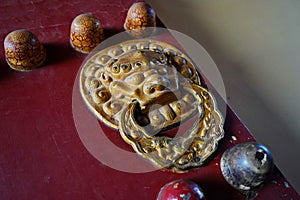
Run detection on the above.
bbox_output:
[143,82,168,95]
[145,84,166,95]
[143,75,170,95]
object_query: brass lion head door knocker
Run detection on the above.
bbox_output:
[79,39,224,172]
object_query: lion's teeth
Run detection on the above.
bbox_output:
[159,104,176,121]
[148,109,165,126]
[148,100,184,127]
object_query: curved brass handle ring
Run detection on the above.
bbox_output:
[119,83,224,172]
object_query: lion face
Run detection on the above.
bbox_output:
[80,39,224,171]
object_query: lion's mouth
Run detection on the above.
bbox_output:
[132,89,198,134]
[119,83,224,171]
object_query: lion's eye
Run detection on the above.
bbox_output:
[120,64,128,70]
[159,55,165,62]
[150,57,159,64]
[154,49,161,54]
[134,62,142,68]
[120,63,131,72]
[112,65,120,73]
